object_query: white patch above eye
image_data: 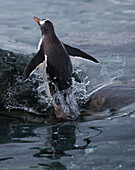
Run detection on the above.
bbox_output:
[40,19,50,26]
[40,20,46,25]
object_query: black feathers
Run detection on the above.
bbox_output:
[24,49,44,79]
[63,43,99,63]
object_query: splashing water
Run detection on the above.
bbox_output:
[72,54,126,105]
[2,49,126,117]
[52,87,80,119]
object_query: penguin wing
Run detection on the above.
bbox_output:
[63,43,99,63]
[24,49,44,79]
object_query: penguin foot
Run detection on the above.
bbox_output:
[54,104,66,119]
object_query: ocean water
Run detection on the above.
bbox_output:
[0,0,135,169]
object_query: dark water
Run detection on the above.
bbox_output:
[0,0,135,169]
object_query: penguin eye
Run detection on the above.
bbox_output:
[45,20,51,24]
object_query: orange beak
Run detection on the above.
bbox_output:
[34,17,40,25]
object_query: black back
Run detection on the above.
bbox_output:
[43,36,72,93]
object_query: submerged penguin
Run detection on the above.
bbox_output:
[24,17,99,119]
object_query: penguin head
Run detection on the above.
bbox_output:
[34,17,55,35]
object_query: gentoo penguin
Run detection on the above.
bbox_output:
[24,17,99,119]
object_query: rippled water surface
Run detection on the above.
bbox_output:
[0,0,135,169]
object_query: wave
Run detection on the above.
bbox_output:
[1,46,133,121]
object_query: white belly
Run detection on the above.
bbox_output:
[38,38,42,51]
[39,54,51,97]
[38,39,51,97]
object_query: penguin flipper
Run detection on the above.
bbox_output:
[24,49,44,79]
[63,43,99,63]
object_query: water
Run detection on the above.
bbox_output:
[0,0,135,169]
